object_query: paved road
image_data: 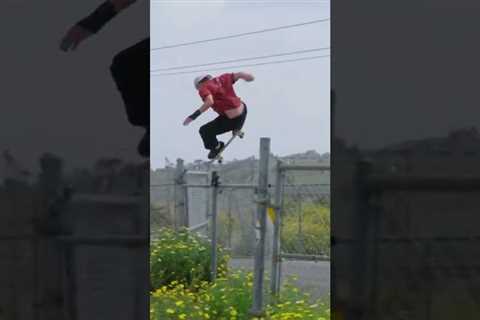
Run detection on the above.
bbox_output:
[230,258,330,300]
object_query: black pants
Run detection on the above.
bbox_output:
[199,104,247,150]
[110,38,149,128]
[110,38,149,156]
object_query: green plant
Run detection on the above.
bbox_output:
[150,228,229,291]
[281,202,330,257]
[150,270,330,320]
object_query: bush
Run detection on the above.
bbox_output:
[150,270,330,320]
[281,203,330,257]
[150,228,229,290]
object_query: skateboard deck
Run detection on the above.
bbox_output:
[209,131,244,164]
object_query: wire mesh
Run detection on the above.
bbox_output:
[215,187,261,257]
[150,183,175,239]
[280,168,330,257]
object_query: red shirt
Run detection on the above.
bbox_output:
[198,73,243,115]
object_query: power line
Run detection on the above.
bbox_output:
[150,47,330,72]
[151,1,329,5]
[151,0,329,2]
[150,1,329,4]
[150,18,329,51]
[151,54,330,76]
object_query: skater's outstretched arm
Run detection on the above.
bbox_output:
[60,0,137,51]
[233,72,255,82]
[183,95,214,126]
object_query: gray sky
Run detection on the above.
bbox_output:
[0,0,147,172]
[151,0,331,169]
[333,2,480,150]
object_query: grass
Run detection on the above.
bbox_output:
[150,227,330,320]
[150,270,330,320]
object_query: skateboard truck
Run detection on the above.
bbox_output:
[233,130,245,139]
[211,130,244,164]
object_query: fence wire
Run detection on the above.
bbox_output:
[149,166,331,257]
[150,184,175,238]
[149,176,267,257]
[215,187,265,257]
[280,168,331,257]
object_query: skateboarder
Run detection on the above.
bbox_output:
[59,0,149,157]
[183,72,254,159]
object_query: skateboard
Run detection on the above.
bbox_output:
[209,130,244,164]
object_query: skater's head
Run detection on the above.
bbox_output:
[194,74,212,90]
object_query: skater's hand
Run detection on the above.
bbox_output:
[183,117,193,126]
[60,24,94,52]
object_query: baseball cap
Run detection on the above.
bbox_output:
[194,74,212,89]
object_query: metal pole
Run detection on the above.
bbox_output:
[174,159,186,229]
[278,164,330,171]
[210,171,219,281]
[187,221,209,233]
[181,183,257,189]
[279,253,330,261]
[250,138,270,317]
[270,159,285,297]
[205,173,210,236]
[350,159,373,318]
[183,183,190,228]
[227,191,233,250]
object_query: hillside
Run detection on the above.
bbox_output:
[151,150,329,184]
[150,150,330,205]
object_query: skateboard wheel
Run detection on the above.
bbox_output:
[233,131,244,138]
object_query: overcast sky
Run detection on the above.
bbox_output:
[332,1,480,151]
[151,0,331,169]
[1,0,147,172]
[4,0,480,173]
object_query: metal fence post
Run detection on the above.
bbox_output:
[350,159,373,318]
[250,138,270,317]
[270,159,285,297]
[183,180,190,229]
[210,171,220,280]
[174,159,186,229]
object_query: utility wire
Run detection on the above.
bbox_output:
[151,1,329,6]
[150,47,330,72]
[150,18,329,51]
[151,54,330,76]
[151,1,329,3]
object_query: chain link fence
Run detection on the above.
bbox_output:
[280,169,330,257]
[150,183,175,236]
[150,158,331,301]
[149,169,266,256]
[215,186,268,257]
